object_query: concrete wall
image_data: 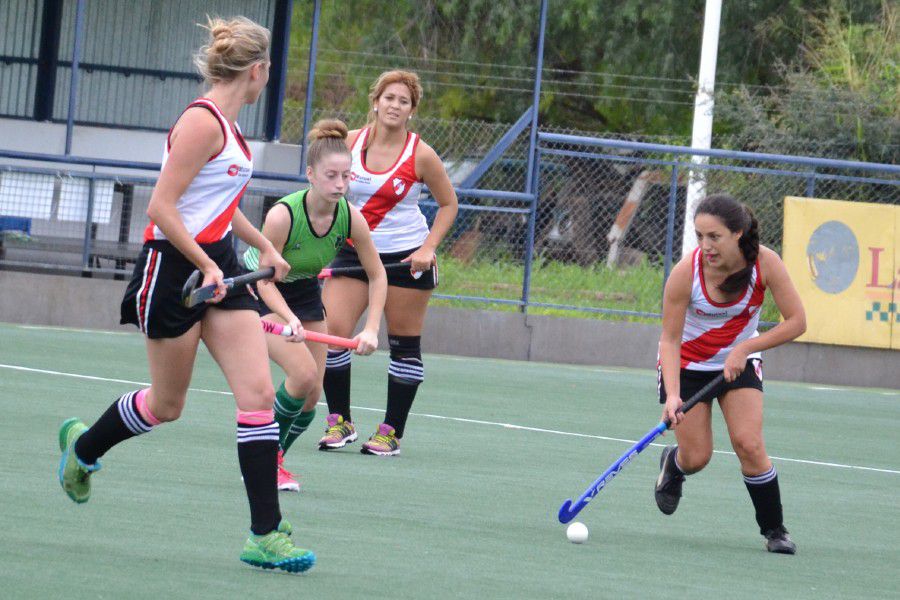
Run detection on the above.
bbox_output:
[1,270,896,390]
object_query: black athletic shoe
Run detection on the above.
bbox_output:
[655,446,685,515]
[764,526,797,555]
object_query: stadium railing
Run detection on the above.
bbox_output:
[1,141,897,322]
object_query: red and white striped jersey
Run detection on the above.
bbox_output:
[348,128,428,252]
[144,98,252,243]
[680,247,765,370]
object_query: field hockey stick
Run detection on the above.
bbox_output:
[260,319,359,350]
[317,262,424,280]
[557,372,725,524]
[181,267,275,308]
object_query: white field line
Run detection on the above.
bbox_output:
[3,362,898,476]
[17,325,132,335]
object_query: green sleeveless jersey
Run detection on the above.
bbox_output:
[244,189,350,282]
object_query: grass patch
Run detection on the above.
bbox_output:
[434,254,782,324]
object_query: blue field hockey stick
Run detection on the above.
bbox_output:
[558,372,725,524]
[181,267,275,308]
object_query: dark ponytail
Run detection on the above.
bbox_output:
[695,194,759,294]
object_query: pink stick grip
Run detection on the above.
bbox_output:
[260,320,358,349]
[317,268,333,279]
[260,320,285,336]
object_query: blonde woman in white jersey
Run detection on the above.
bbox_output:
[320,70,458,456]
[57,17,315,573]
[655,193,806,555]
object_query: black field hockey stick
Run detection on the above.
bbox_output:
[181,267,275,308]
[558,372,726,524]
[317,262,426,280]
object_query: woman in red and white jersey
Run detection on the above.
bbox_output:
[655,193,806,555]
[56,17,315,572]
[320,70,458,456]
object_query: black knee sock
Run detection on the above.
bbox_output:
[323,349,352,422]
[384,335,424,439]
[74,391,154,465]
[384,377,420,438]
[670,447,691,474]
[237,420,282,535]
[743,466,784,534]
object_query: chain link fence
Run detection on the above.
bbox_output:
[282,106,900,319]
[1,131,897,322]
[529,135,900,321]
[0,164,297,276]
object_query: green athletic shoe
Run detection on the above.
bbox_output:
[58,418,100,504]
[240,522,316,573]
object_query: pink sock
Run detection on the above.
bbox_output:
[236,409,275,425]
[135,388,161,426]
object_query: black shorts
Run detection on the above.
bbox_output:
[120,232,257,339]
[657,359,764,404]
[329,244,438,290]
[256,278,325,322]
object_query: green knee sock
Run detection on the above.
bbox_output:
[282,407,316,453]
[274,382,304,450]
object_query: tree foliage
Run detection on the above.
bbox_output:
[715,1,898,162]
[287,0,895,147]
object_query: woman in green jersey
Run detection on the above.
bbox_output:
[245,119,386,491]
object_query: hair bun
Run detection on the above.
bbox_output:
[194,16,270,85]
[308,119,348,142]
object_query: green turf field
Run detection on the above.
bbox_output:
[1,322,897,599]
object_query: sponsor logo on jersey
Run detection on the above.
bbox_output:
[350,171,371,185]
[695,308,728,317]
[392,177,406,196]
[227,164,250,177]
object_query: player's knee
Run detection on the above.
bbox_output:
[287,368,318,398]
[325,348,352,372]
[678,446,712,473]
[151,402,184,423]
[238,381,275,412]
[731,435,765,464]
[388,335,424,385]
[147,392,186,423]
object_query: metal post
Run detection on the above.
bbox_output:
[524,0,547,197]
[265,0,294,141]
[65,0,86,155]
[663,165,679,285]
[115,183,133,279]
[521,0,548,312]
[681,0,722,257]
[299,0,321,176]
[805,170,816,197]
[34,0,64,121]
[81,178,96,272]
[521,148,542,311]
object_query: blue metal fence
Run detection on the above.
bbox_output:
[2,140,896,321]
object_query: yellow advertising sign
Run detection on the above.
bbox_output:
[782,197,898,349]
[894,207,900,350]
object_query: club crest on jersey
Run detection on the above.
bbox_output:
[333,235,345,250]
[392,177,406,196]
